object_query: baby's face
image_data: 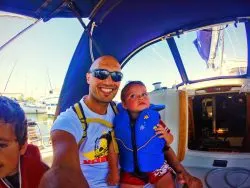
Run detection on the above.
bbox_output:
[0,121,25,178]
[123,84,150,113]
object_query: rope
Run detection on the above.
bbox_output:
[205,167,250,188]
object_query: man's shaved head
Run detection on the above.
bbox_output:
[89,55,120,71]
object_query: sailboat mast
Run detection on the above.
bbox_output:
[219,29,225,75]
[46,68,53,93]
[207,26,221,69]
[3,60,17,93]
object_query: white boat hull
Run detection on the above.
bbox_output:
[21,104,46,114]
[46,104,57,116]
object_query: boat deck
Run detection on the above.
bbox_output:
[186,166,250,188]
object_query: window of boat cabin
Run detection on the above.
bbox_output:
[118,40,182,100]
[175,22,247,79]
[174,22,249,152]
[0,15,85,151]
[188,93,248,152]
[0,16,84,104]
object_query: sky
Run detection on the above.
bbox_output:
[0,14,85,98]
[0,12,248,100]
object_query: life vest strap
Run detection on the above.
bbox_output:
[72,101,119,152]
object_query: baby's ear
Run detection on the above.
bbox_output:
[20,142,28,155]
[122,102,127,109]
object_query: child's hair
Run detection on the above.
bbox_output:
[120,81,146,102]
[0,96,27,145]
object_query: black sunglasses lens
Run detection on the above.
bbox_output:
[92,69,122,82]
[111,72,123,82]
[94,70,109,80]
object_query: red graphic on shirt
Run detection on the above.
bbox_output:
[83,156,108,164]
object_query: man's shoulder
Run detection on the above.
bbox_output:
[52,107,81,131]
[51,106,83,141]
[56,107,77,121]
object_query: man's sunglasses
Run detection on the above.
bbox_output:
[89,69,123,82]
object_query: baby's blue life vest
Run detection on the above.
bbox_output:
[114,104,166,172]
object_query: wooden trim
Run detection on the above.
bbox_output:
[243,93,250,151]
[247,93,250,151]
[177,90,188,161]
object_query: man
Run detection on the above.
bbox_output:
[39,55,202,188]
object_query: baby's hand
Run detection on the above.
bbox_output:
[107,171,120,186]
[155,124,173,144]
[155,124,168,138]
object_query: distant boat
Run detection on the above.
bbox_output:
[43,96,59,116]
[19,102,46,114]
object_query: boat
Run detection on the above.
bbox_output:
[1,1,250,187]
[43,96,59,116]
[19,101,46,114]
[45,100,58,116]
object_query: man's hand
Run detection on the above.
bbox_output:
[164,147,203,188]
[177,171,203,188]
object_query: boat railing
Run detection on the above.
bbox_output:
[27,120,52,149]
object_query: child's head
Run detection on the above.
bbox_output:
[0,96,28,178]
[121,81,150,113]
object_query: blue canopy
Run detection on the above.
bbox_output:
[90,1,250,62]
[1,1,250,112]
[2,1,250,60]
[0,0,99,19]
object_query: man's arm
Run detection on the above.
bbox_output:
[39,130,89,188]
[165,147,203,188]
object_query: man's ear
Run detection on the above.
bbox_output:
[20,142,28,155]
[86,72,90,84]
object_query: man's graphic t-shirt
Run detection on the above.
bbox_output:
[52,99,117,188]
